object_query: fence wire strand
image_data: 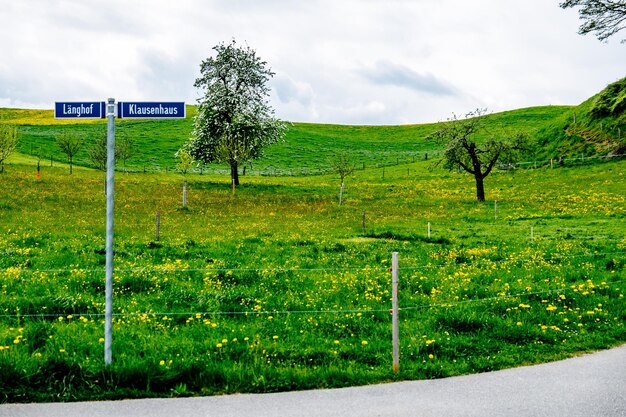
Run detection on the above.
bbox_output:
[0,249,623,320]
[1,250,623,275]
[2,278,624,320]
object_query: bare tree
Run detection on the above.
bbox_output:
[116,132,135,173]
[56,131,83,174]
[88,130,122,193]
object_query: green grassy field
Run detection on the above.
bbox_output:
[0,148,624,401]
[1,80,625,401]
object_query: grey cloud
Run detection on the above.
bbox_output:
[135,48,198,102]
[0,67,99,106]
[272,75,314,106]
[359,60,457,96]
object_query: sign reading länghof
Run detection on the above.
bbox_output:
[54,101,105,118]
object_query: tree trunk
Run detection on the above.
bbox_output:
[230,161,240,186]
[475,174,486,201]
[183,177,187,208]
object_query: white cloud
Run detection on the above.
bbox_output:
[0,0,623,124]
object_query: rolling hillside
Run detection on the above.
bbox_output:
[1,106,570,175]
[1,77,625,175]
[535,77,626,159]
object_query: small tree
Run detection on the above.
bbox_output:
[331,153,355,205]
[116,132,135,173]
[185,39,286,188]
[560,0,626,42]
[176,149,194,208]
[87,130,121,193]
[432,109,527,201]
[87,133,108,171]
[56,131,83,174]
[0,124,18,173]
[36,147,42,179]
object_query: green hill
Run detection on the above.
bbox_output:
[535,77,626,159]
[1,106,571,174]
[1,77,625,174]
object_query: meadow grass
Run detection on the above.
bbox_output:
[0,155,624,402]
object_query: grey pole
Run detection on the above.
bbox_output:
[105,98,115,366]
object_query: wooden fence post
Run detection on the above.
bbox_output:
[392,252,400,373]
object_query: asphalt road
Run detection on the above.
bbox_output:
[2,344,625,417]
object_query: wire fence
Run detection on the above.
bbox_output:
[3,249,623,276]
[1,250,623,320]
[30,149,626,178]
[129,152,626,177]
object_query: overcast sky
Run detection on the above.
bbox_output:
[0,0,623,124]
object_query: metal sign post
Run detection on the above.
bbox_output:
[104,98,115,366]
[55,98,185,366]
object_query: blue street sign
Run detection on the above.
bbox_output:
[54,101,105,119]
[117,101,186,119]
